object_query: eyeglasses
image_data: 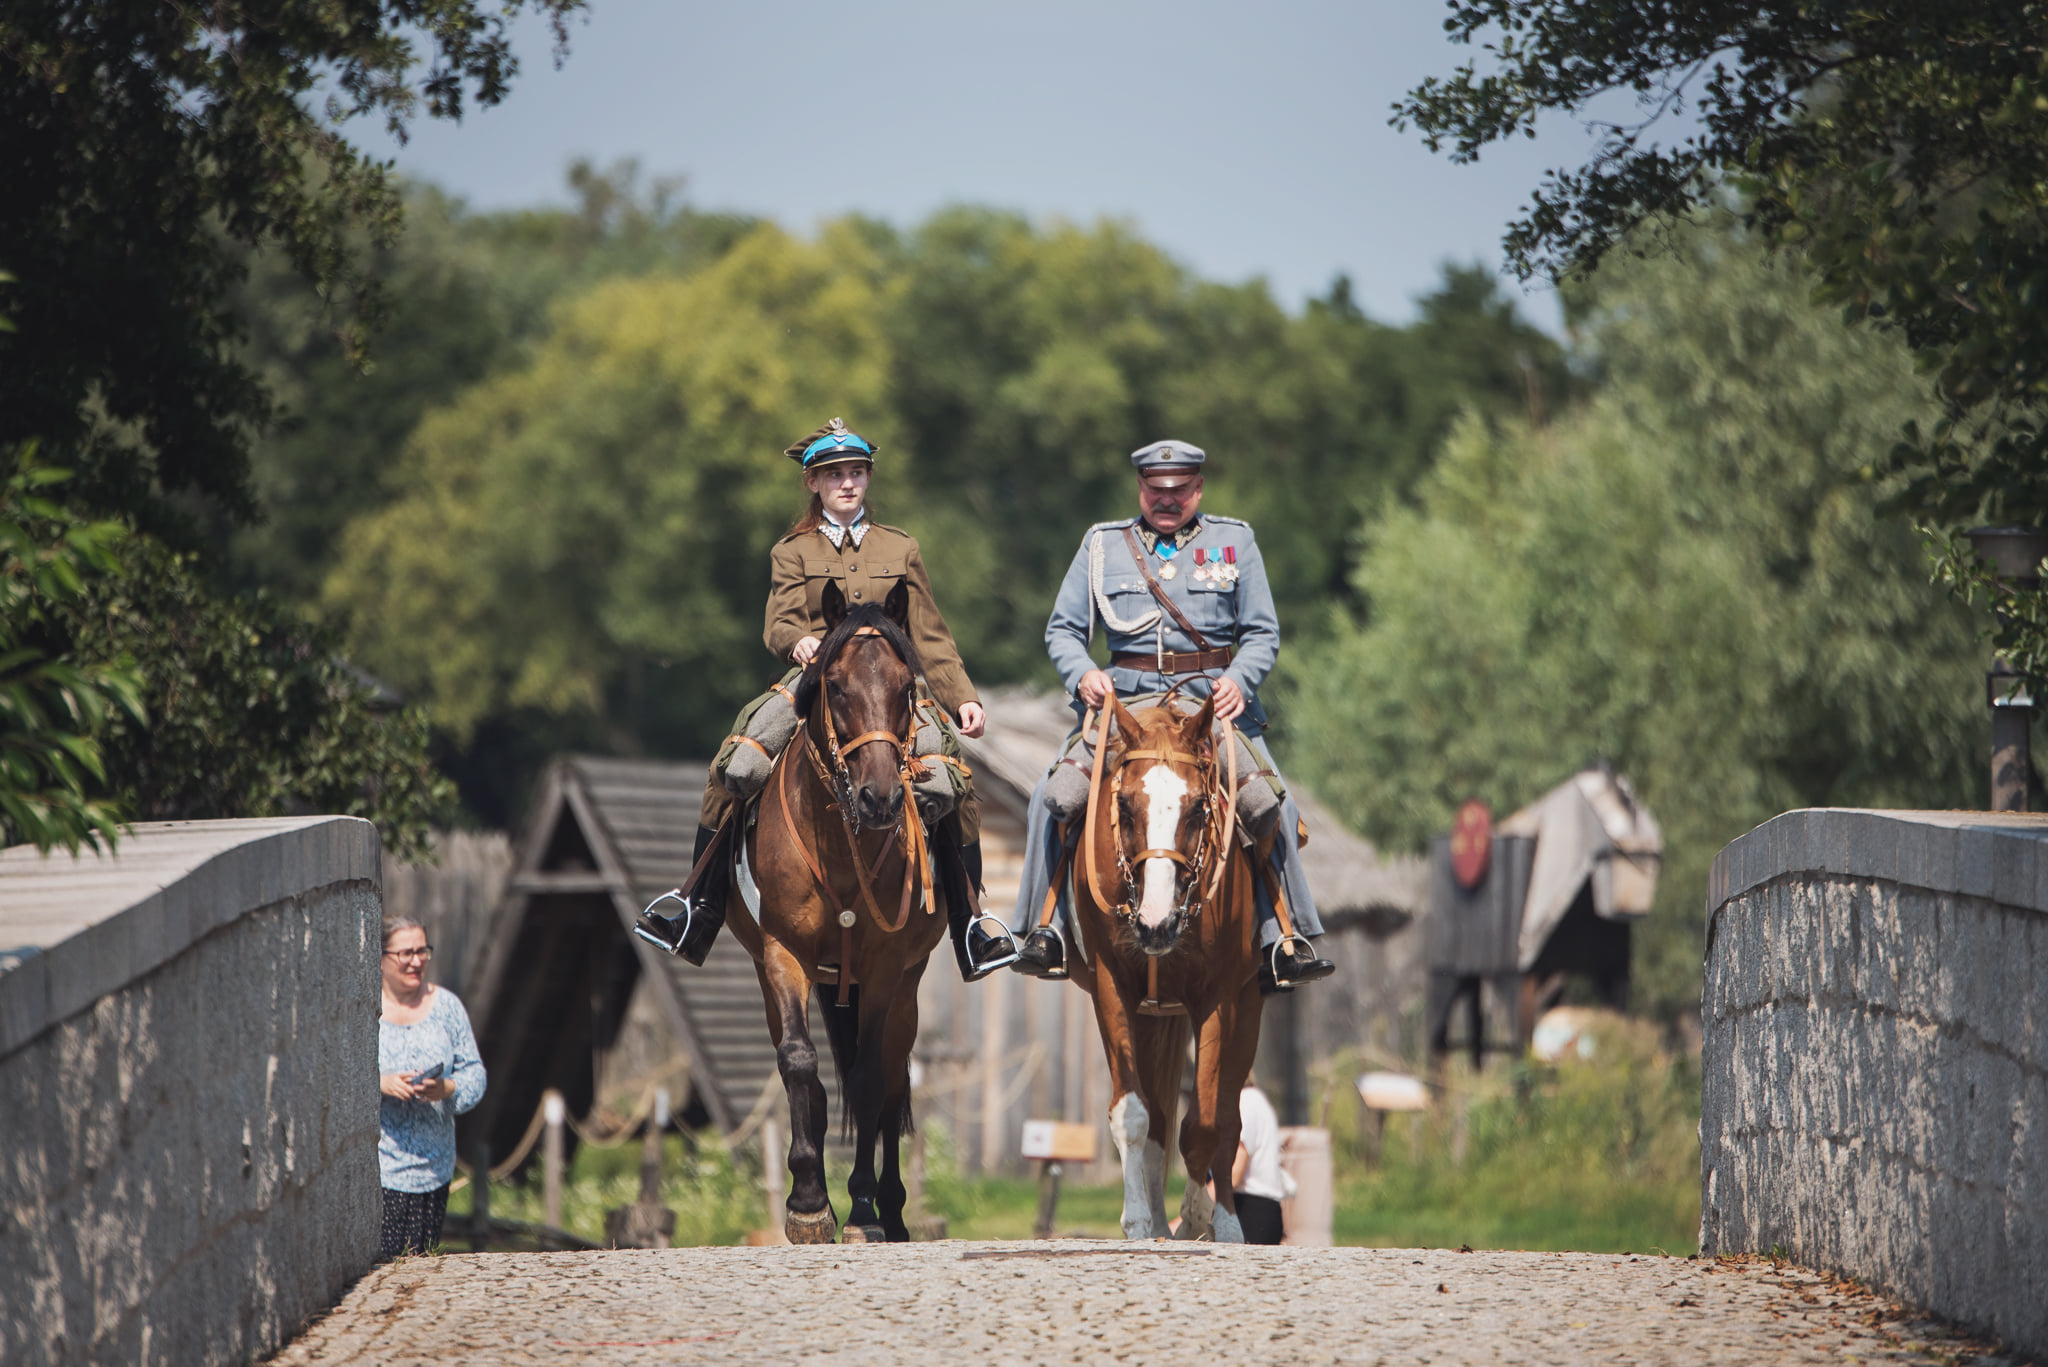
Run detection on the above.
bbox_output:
[383,946,434,963]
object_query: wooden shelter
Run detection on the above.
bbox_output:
[1425,766,1663,1066]
[458,756,805,1168]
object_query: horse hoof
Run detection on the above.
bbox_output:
[785,1207,838,1245]
[840,1224,888,1244]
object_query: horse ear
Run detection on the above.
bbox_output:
[1110,694,1144,741]
[1184,692,1216,743]
[821,580,847,631]
[883,578,910,629]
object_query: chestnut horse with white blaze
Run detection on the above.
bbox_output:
[1064,693,1266,1242]
[725,578,973,1243]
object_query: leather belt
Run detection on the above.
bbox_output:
[1112,648,1233,675]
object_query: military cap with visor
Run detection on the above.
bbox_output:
[786,417,879,470]
[1131,438,1205,490]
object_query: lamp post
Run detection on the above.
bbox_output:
[1964,526,2048,811]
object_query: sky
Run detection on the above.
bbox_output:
[355,1,1621,330]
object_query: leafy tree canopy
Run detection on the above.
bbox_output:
[314,208,1567,806]
[1276,222,1982,1020]
[1395,1,2048,653]
[0,0,583,531]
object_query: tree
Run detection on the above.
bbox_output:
[229,165,758,601]
[1276,224,1982,1020]
[1394,2,2048,670]
[0,448,143,852]
[324,222,898,757]
[0,0,582,529]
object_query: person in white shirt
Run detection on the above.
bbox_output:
[1232,1074,1286,1244]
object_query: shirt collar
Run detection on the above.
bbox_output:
[820,506,869,550]
[1136,513,1200,553]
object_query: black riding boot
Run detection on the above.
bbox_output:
[1011,926,1067,980]
[632,823,731,966]
[949,840,1020,982]
[1258,935,1336,993]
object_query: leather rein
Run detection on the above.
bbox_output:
[1080,701,1239,930]
[772,625,935,1004]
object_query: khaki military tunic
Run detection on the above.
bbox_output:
[701,519,982,841]
[763,521,976,715]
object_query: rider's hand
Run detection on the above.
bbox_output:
[791,635,821,666]
[380,1072,422,1102]
[956,701,986,738]
[1077,669,1114,709]
[1211,676,1246,722]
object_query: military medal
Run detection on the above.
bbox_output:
[1193,548,1210,585]
[1218,545,1239,585]
[1159,563,1176,580]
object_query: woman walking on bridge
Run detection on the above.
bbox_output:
[376,915,485,1260]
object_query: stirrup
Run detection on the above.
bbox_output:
[1264,935,1310,989]
[966,912,1022,973]
[631,889,695,956]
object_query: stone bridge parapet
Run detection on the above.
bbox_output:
[1702,808,2048,1360]
[0,817,383,1367]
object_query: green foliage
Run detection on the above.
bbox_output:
[1277,223,1982,1018]
[53,537,454,860]
[0,448,143,852]
[1395,0,2048,673]
[230,166,760,601]
[1327,1018,1700,1253]
[0,0,583,528]
[446,1134,771,1249]
[311,205,1565,777]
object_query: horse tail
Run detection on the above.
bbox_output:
[819,982,861,1140]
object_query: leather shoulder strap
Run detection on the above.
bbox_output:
[1121,525,1214,651]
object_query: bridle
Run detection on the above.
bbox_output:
[1080,700,1239,932]
[775,625,935,1004]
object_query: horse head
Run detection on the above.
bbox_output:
[808,579,920,830]
[1104,692,1218,956]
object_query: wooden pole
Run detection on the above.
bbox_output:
[541,1090,566,1234]
[1033,1160,1063,1239]
[979,971,1008,1174]
[640,1087,668,1204]
[762,1115,786,1233]
[470,1141,492,1248]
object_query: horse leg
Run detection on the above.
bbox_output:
[1182,982,1260,1244]
[874,968,924,1243]
[841,972,898,1241]
[758,941,836,1244]
[1135,1012,1188,1238]
[1085,956,1158,1239]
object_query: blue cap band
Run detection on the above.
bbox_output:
[801,432,875,467]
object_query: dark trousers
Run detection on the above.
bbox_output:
[1235,1192,1284,1245]
[380,1184,450,1260]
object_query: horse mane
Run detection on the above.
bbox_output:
[791,602,922,717]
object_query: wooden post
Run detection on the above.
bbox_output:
[1033,1161,1064,1239]
[541,1090,566,1235]
[762,1115,786,1233]
[979,971,1008,1174]
[470,1141,492,1248]
[640,1087,667,1204]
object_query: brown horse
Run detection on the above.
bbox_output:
[723,578,968,1243]
[1063,694,1267,1242]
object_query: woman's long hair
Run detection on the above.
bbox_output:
[786,491,828,536]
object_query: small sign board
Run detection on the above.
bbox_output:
[1356,1071,1430,1112]
[1020,1120,1099,1163]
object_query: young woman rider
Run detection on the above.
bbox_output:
[637,418,1019,980]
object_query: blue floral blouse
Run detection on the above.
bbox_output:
[377,986,486,1193]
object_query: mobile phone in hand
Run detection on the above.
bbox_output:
[408,1061,448,1085]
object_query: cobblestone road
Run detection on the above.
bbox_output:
[274,1243,2019,1366]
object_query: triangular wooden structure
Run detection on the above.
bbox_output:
[460,756,787,1164]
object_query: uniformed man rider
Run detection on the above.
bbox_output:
[1010,440,1334,989]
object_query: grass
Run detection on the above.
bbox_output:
[437,1013,1699,1255]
